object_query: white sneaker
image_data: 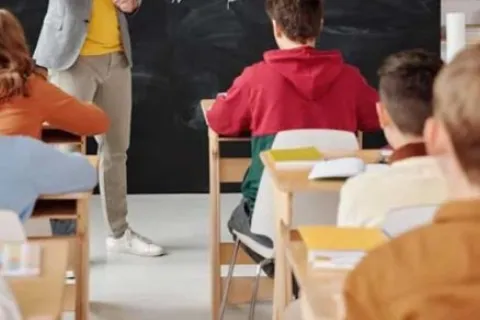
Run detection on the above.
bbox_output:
[106,228,166,257]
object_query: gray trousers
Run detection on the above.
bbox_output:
[49,52,131,238]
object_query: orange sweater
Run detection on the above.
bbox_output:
[0,74,109,139]
[344,199,480,320]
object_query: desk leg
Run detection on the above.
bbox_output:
[209,130,221,320]
[76,198,89,320]
[272,189,293,320]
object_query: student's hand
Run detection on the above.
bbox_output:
[112,0,138,13]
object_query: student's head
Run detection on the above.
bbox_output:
[265,0,323,49]
[0,9,34,101]
[424,44,480,198]
[376,49,443,149]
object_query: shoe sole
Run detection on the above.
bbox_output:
[106,247,168,257]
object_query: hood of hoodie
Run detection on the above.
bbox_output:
[263,47,344,100]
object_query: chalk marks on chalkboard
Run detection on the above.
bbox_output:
[171,0,240,10]
[227,0,239,10]
[166,0,271,131]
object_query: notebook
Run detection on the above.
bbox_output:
[0,243,42,277]
[269,147,323,169]
[298,226,386,269]
[308,157,389,180]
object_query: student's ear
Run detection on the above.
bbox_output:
[272,19,283,39]
[424,117,451,156]
[376,102,391,128]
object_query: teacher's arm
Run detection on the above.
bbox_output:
[113,0,142,14]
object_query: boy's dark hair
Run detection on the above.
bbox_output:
[265,0,324,44]
[378,49,444,136]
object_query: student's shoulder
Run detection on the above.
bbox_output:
[339,63,367,82]
[26,73,60,96]
[342,167,393,194]
[240,61,270,79]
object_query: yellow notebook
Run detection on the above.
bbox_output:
[269,147,322,161]
[269,147,323,169]
[298,226,386,269]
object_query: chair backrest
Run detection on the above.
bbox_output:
[251,129,359,240]
[273,129,359,151]
[0,210,26,243]
[382,204,439,238]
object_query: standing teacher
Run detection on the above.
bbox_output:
[34,0,165,257]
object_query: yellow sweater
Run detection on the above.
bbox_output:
[81,0,122,56]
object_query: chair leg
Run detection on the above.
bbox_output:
[219,239,241,320]
[248,258,274,320]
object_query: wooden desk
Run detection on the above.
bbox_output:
[6,239,70,320]
[30,155,98,320]
[261,149,382,320]
[41,124,85,153]
[286,242,346,320]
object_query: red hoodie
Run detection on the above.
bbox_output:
[206,46,380,209]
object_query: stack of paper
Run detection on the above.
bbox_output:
[308,157,388,180]
[269,147,323,169]
[298,226,386,270]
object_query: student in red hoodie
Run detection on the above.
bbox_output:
[206,0,380,274]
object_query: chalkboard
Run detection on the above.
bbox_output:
[4,0,440,193]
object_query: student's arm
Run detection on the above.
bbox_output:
[355,74,381,132]
[34,76,109,136]
[27,140,98,195]
[206,68,253,136]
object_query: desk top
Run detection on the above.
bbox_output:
[261,149,382,193]
[6,238,69,320]
[287,241,346,320]
[39,156,98,200]
[201,99,214,115]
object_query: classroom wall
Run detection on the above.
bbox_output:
[6,0,440,194]
[441,0,480,24]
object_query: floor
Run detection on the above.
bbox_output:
[80,194,273,320]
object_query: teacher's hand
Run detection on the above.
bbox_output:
[113,0,138,13]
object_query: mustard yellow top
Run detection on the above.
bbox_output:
[80,0,122,56]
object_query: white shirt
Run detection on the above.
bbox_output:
[337,156,448,228]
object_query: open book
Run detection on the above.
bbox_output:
[308,157,389,180]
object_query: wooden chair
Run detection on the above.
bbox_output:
[6,239,70,320]
[204,99,272,320]
[42,123,86,153]
[34,125,94,320]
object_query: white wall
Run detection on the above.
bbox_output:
[441,0,480,24]
[441,0,480,59]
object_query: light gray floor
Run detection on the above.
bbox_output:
[84,194,273,320]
